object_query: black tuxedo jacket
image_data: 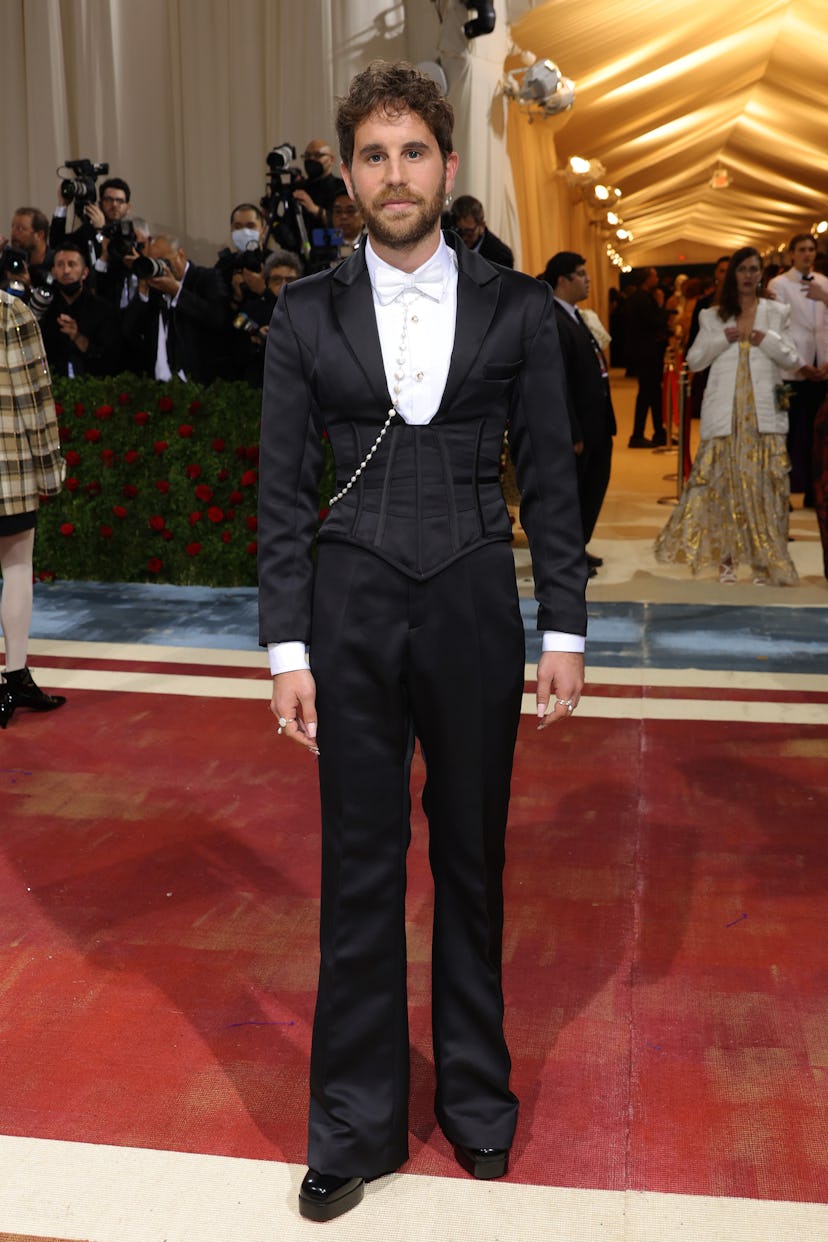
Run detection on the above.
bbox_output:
[258,232,587,647]
[122,262,229,384]
[553,301,617,447]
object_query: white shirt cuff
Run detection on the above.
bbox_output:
[53,206,68,218]
[268,641,309,675]
[542,631,585,653]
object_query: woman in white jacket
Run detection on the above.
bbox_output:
[655,247,799,584]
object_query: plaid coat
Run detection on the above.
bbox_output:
[0,291,64,516]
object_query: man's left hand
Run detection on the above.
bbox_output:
[148,272,181,298]
[536,650,585,729]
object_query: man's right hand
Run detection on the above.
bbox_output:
[271,669,319,755]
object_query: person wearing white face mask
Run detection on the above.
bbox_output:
[215,203,269,309]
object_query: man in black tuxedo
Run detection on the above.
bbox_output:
[450,194,514,268]
[543,252,616,574]
[122,233,229,383]
[258,61,586,1224]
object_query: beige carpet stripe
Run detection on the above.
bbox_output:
[1,1137,826,1242]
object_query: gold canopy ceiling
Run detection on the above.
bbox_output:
[509,0,828,266]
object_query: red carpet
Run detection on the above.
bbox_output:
[1,687,826,1204]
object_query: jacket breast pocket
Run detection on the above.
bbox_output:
[483,360,523,382]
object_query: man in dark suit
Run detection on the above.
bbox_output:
[542,251,616,575]
[449,193,514,267]
[121,233,229,383]
[258,61,586,1223]
[625,267,670,446]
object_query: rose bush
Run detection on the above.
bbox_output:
[37,375,335,586]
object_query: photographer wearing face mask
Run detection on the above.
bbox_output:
[37,240,122,377]
[215,203,268,304]
[292,140,346,229]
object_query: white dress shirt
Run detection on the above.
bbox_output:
[268,236,584,674]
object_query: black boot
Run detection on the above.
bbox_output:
[2,666,66,720]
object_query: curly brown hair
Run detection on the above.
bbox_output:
[335,61,455,170]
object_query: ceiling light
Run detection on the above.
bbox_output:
[710,165,732,190]
[593,184,610,200]
[606,211,620,225]
[816,220,828,234]
[569,156,591,175]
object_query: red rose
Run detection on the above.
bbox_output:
[177,424,193,438]
[149,515,166,531]
[158,395,174,412]
[100,524,113,539]
[74,401,85,416]
[54,402,64,416]
[185,542,202,556]
[154,440,168,455]
[147,557,163,573]
[85,481,101,497]
[188,399,202,414]
[246,540,257,555]
[246,446,259,462]
[194,483,213,502]
[100,448,116,466]
[189,511,201,525]
[122,484,138,499]
[240,469,257,487]
[246,515,257,531]
[225,508,235,521]
[94,404,113,420]
[207,505,224,524]
[216,468,228,482]
[212,438,225,452]
[156,480,170,493]
[112,505,127,519]
[134,410,150,425]
[60,522,75,536]
[318,507,330,520]
[64,449,81,467]
[84,428,101,442]
[65,476,79,492]
[161,529,173,541]
[37,569,57,582]
[58,426,72,441]
[118,392,131,406]
[124,450,141,464]
[221,531,232,544]
[185,463,201,479]
[229,490,243,504]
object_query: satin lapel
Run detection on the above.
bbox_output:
[331,251,391,412]
[435,245,500,420]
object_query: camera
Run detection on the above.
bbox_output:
[0,245,28,278]
[266,143,296,171]
[59,158,110,208]
[29,276,56,321]
[132,255,169,280]
[233,311,265,341]
[104,218,139,259]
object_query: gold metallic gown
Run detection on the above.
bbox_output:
[655,341,798,584]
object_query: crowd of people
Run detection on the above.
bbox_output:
[0,155,515,395]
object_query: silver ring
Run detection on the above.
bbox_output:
[555,697,575,714]
[278,716,288,728]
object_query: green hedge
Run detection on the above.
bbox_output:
[35,374,335,587]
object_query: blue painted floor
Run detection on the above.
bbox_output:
[25,580,828,674]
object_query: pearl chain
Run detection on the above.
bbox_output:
[328,291,421,507]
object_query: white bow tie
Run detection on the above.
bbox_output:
[373,258,446,306]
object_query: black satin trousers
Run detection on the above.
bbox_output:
[306,540,525,1178]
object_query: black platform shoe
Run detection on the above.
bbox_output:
[454,1145,509,1180]
[1,667,66,725]
[298,1169,365,1222]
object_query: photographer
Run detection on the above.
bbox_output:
[295,140,346,226]
[122,232,229,383]
[0,208,54,297]
[230,248,302,387]
[37,240,122,377]
[215,203,268,304]
[50,174,137,305]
